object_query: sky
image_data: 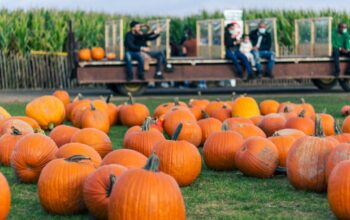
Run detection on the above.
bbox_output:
[0,0,349,16]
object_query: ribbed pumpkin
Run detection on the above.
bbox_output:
[106,52,117,60]
[287,116,336,192]
[325,143,350,182]
[0,119,34,137]
[189,91,210,109]
[123,118,165,156]
[299,98,316,120]
[258,113,286,137]
[119,93,150,127]
[225,117,254,128]
[333,120,350,143]
[189,105,203,121]
[210,105,232,122]
[342,115,350,133]
[91,47,105,61]
[71,128,112,158]
[341,105,350,117]
[277,102,302,115]
[65,93,83,121]
[0,106,11,119]
[172,122,202,147]
[235,137,279,178]
[203,123,244,170]
[49,125,80,147]
[163,107,196,136]
[105,95,119,125]
[204,100,225,116]
[53,90,70,106]
[79,48,91,61]
[0,127,25,166]
[25,95,65,130]
[232,96,260,118]
[101,149,148,168]
[124,122,161,142]
[11,133,58,183]
[273,128,306,140]
[56,143,102,167]
[8,116,41,131]
[108,153,186,220]
[81,103,110,133]
[83,164,127,219]
[259,99,280,115]
[285,110,315,136]
[68,96,90,123]
[154,102,176,118]
[0,172,10,220]
[197,116,222,145]
[249,115,264,126]
[153,124,202,186]
[228,123,266,139]
[328,160,350,219]
[319,113,335,136]
[38,155,96,214]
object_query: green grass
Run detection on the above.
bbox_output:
[0,94,346,220]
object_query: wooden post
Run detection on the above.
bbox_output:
[310,19,315,57]
[244,20,249,34]
[328,17,333,57]
[156,21,161,49]
[294,20,299,55]
[166,18,171,59]
[105,22,109,53]
[221,19,225,59]
[273,18,280,57]
[119,19,124,60]
[208,20,213,58]
[196,21,200,57]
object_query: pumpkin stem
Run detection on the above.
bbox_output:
[48,122,55,131]
[301,98,306,104]
[298,110,305,118]
[314,114,325,137]
[90,102,96,111]
[77,93,83,100]
[106,174,116,197]
[231,92,236,101]
[127,92,134,105]
[283,106,289,113]
[201,110,209,119]
[174,97,180,106]
[322,108,327,114]
[106,94,113,103]
[172,123,183,140]
[334,120,342,135]
[198,91,202,97]
[64,155,91,162]
[141,117,153,131]
[11,126,22,136]
[144,152,160,172]
[221,121,229,131]
[34,128,45,134]
[216,98,221,102]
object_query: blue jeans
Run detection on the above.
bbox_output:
[252,50,275,75]
[147,51,167,72]
[225,49,253,77]
[125,51,144,78]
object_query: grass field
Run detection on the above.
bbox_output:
[0,94,345,220]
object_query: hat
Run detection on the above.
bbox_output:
[130,20,140,28]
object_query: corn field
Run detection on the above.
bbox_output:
[0,9,350,54]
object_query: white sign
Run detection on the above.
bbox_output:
[224,9,243,39]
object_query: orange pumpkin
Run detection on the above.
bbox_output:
[333,120,350,143]
[284,110,314,136]
[163,107,196,136]
[328,160,350,219]
[65,93,84,121]
[277,102,302,115]
[232,96,260,118]
[81,103,110,133]
[197,117,222,145]
[83,164,127,219]
[172,122,202,147]
[273,128,305,140]
[258,113,286,137]
[79,48,91,61]
[105,95,119,125]
[189,105,203,121]
[11,133,58,183]
[53,90,70,106]
[153,124,202,186]
[0,119,34,137]
[70,128,112,158]
[101,149,147,169]
[249,115,264,126]
[108,153,186,220]
[259,99,280,115]
[91,47,105,61]
[0,172,11,220]
[5,116,41,131]
[299,98,316,120]
[342,115,350,133]
[235,137,279,178]
[325,143,350,182]
[56,143,102,167]
[189,92,209,109]
[225,117,254,128]
[204,100,225,116]
[228,123,266,139]
[210,105,232,122]
[119,93,150,127]
[38,155,96,214]
[106,52,117,60]
[203,123,244,170]
[319,113,335,136]
[49,125,80,147]
[25,95,65,130]
[0,106,11,119]
[0,127,25,166]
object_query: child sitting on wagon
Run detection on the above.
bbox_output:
[239,35,256,71]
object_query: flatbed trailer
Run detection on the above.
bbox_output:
[76,57,350,95]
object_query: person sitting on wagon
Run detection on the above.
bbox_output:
[124,21,145,81]
[332,23,350,77]
[249,21,275,78]
[224,23,254,81]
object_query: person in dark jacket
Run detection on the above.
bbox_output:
[225,23,254,81]
[124,21,145,81]
[332,22,350,77]
[249,21,275,78]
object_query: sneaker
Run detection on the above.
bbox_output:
[148,82,155,88]
[154,73,164,80]
[165,63,174,73]
[252,67,257,71]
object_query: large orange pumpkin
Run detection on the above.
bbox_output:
[210,105,232,122]
[53,90,70,106]
[204,100,225,116]
[38,155,96,214]
[163,107,196,136]
[0,127,25,166]
[319,113,335,136]
[286,116,336,192]
[56,143,102,167]
[232,96,260,118]
[284,110,314,136]
[123,118,165,156]
[228,123,266,139]
[259,99,280,115]
[81,103,110,133]
[83,164,127,219]
[101,149,147,168]
[197,117,222,145]
[119,93,150,127]
[11,133,58,183]
[71,128,112,158]
[108,153,186,220]
[25,95,65,130]
[79,48,91,61]
[325,143,350,182]
[235,137,279,178]
[91,47,105,61]
[328,160,350,219]
[172,121,202,147]
[258,113,286,137]
[0,172,11,220]
[203,123,244,170]
[49,125,80,147]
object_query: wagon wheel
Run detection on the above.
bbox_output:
[107,83,147,96]
[311,79,337,91]
[338,79,350,92]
